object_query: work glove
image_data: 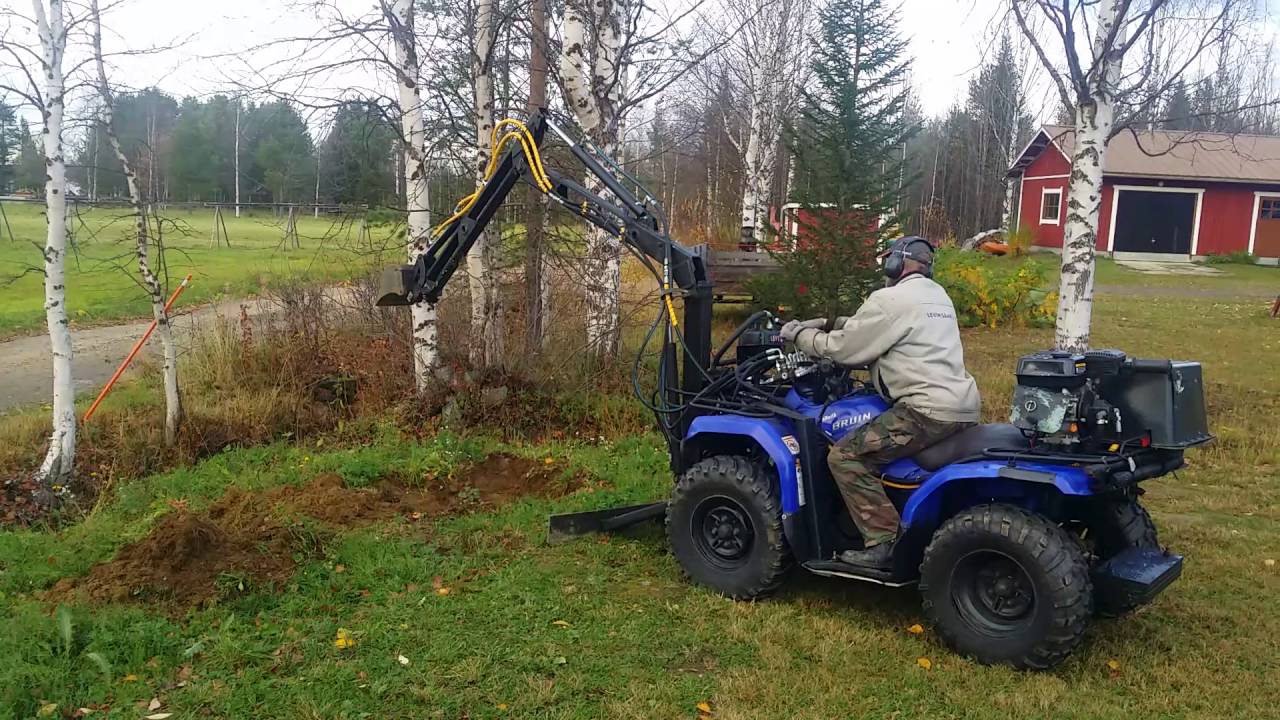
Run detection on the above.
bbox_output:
[780,317,826,342]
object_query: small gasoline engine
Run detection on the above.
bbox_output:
[1010,349,1211,452]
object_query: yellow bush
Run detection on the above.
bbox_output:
[934,250,1055,328]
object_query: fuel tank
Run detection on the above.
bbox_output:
[783,388,889,443]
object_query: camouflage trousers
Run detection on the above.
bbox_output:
[828,404,974,548]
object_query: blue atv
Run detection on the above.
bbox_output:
[376,110,1210,670]
[659,339,1209,669]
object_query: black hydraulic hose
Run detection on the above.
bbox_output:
[711,310,771,367]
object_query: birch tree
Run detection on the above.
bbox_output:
[90,0,183,444]
[467,0,502,367]
[0,1,78,487]
[717,0,812,248]
[1010,0,1252,351]
[559,0,626,355]
[387,0,439,388]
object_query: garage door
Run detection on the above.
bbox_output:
[1112,190,1197,254]
[1254,196,1280,259]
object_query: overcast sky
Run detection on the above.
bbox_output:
[78,0,1022,117]
[9,0,1280,127]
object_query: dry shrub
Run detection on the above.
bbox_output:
[1,268,662,523]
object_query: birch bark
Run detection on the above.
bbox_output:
[467,0,502,367]
[559,0,623,356]
[728,0,810,248]
[389,0,439,388]
[33,0,75,487]
[91,0,182,445]
[1054,0,1124,352]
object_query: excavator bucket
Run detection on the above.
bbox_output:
[375,265,415,307]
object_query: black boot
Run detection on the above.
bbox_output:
[838,541,895,569]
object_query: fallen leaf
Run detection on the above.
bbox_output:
[37,703,57,718]
[1106,659,1121,671]
[410,511,423,520]
[916,657,932,670]
[334,628,356,650]
[696,701,713,713]
[334,564,346,574]
[148,698,162,711]
[552,620,571,628]
[436,587,451,596]
[398,654,410,666]
[145,714,173,720]
[552,656,567,665]
[122,674,139,683]
[906,623,924,635]
[497,703,509,711]
[431,575,444,589]
[1265,558,1275,568]
[543,457,555,465]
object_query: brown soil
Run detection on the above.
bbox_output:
[46,454,581,609]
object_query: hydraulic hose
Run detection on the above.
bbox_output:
[711,310,772,367]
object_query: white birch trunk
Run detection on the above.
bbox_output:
[33,0,74,487]
[91,0,181,445]
[234,100,241,217]
[1055,0,1123,353]
[560,0,623,356]
[1001,179,1016,231]
[467,0,502,367]
[389,0,438,388]
[730,0,810,249]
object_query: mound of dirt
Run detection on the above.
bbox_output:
[46,454,582,608]
[46,501,298,607]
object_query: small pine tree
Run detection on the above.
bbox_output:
[754,0,914,319]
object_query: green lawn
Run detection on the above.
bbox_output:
[0,202,399,338]
[2,287,1279,718]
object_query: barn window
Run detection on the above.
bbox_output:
[1260,198,1280,219]
[1040,188,1062,225]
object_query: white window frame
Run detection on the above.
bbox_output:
[1105,185,1204,255]
[1039,187,1063,225]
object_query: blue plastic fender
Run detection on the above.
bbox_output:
[899,460,1094,530]
[684,415,803,513]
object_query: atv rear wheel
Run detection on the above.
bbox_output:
[667,455,792,599]
[1086,498,1160,616]
[920,504,1093,670]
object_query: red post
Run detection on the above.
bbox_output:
[83,274,193,423]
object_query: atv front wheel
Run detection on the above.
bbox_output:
[667,455,792,599]
[920,504,1093,670]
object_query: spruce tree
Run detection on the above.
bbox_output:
[1161,79,1194,131]
[757,0,913,319]
[14,119,45,192]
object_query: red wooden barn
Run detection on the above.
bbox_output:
[1007,125,1280,264]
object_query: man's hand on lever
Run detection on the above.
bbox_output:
[780,318,827,343]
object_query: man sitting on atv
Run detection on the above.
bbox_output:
[779,236,981,569]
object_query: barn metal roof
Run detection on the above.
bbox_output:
[1008,125,1280,184]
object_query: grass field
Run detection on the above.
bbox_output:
[2,249,1280,712]
[0,202,397,338]
[2,262,1279,717]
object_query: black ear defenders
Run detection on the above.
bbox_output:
[881,236,935,281]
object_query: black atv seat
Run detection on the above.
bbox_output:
[913,423,1030,471]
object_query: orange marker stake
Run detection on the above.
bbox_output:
[83,274,193,423]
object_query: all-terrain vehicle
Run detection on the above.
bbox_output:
[376,111,1211,670]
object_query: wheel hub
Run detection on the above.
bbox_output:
[951,550,1037,636]
[692,496,755,568]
